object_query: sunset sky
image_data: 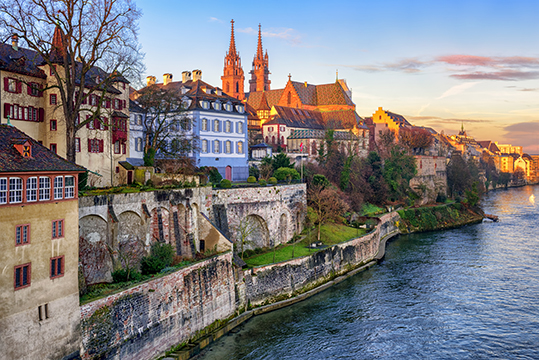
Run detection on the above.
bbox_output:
[136,0,539,153]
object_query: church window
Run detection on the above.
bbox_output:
[236,82,239,93]
[226,83,230,93]
[287,92,291,105]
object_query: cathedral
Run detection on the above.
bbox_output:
[221,20,369,156]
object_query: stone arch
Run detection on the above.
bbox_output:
[240,214,270,249]
[191,203,200,251]
[79,215,112,285]
[279,213,288,245]
[117,211,146,268]
[150,206,170,244]
[174,204,190,257]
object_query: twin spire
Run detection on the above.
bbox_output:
[228,19,237,56]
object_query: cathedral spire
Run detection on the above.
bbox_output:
[228,19,237,56]
[256,24,263,60]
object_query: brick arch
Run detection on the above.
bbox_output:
[79,215,113,285]
[150,206,170,244]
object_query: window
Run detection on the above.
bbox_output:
[38,304,49,321]
[201,118,208,131]
[9,177,22,203]
[50,94,57,105]
[50,119,57,131]
[88,139,103,153]
[212,102,221,110]
[52,220,64,239]
[0,178,7,204]
[50,65,56,76]
[122,141,126,154]
[50,256,64,279]
[28,82,40,97]
[14,263,31,290]
[26,177,37,202]
[136,137,143,152]
[201,139,208,153]
[225,140,231,154]
[16,225,30,246]
[213,120,220,132]
[213,140,220,153]
[237,122,244,134]
[236,105,244,113]
[39,177,51,201]
[75,138,81,153]
[237,141,244,154]
[6,78,17,93]
[114,141,120,154]
[225,121,231,133]
[64,176,75,198]
[50,144,57,154]
[54,176,63,199]
[280,126,285,132]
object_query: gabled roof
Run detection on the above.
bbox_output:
[263,106,325,129]
[385,111,412,126]
[320,109,366,129]
[0,125,85,173]
[287,129,359,140]
[315,82,354,106]
[129,99,144,113]
[290,81,317,105]
[246,88,284,109]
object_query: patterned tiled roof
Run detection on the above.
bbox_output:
[385,111,412,126]
[287,129,358,140]
[320,109,366,129]
[246,89,284,109]
[315,82,354,106]
[263,106,325,129]
[0,125,85,173]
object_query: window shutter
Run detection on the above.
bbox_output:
[17,81,22,93]
[82,93,87,105]
[103,117,108,130]
[4,103,10,118]
[3,78,8,91]
[39,108,44,122]
[94,118,99,130]
[99,140,104,152]
[87,139,92,152]
[27,83,32,95]
[39,84,44,97]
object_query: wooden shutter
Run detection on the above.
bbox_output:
[27,83,32,95]
[3,78,8,91]
[38,108,44,122]
[17,81,22,93]
[103,117,108,130]
[99,140,104,152]
[87,139,92,152]
[4,103,10,118]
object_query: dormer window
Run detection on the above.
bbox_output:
[224,103,233,112]
[215,89,223,96]
[236,105,244,113]
[199,101,210,110]
[181,87,189,95]
[181,96,192,108]
[212,102,221,110]
[13,140,32,158]
[204,88,212,95]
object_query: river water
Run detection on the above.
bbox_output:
[198,186,539,360]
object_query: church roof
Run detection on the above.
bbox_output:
[0,125,85,173]
[315,82,355,106]
[287,129,359,140]
[246,89,284,109]
[320,109,366,130]
[263,106,325,129]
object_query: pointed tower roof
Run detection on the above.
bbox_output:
[50,25,67,63]
[228,19,237,56]
[257,91,271,111]
[256,24,264,60]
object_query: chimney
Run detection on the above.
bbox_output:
[12,34,18,51]
[182,71,192,83]
[163,73,173,85]
[192,69,202,81]
[146,76,156,87]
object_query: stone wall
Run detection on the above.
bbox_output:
[80,252,235,360]
[239,212,399,307]
[78,187,220,285]
[210,184,306,249]
[410,155,447,205]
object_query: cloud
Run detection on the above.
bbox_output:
[437,82,479,99]
[450,70,539,81]
[437,55,539,68]
[208,17,223,23]
[237,27,302,45]
[503,121,539,152]
[519,88,538,92]
[407,115,494,125]
[342,58,426,73]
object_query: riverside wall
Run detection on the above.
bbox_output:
[79,252,235,360]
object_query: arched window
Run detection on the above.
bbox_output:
[265,136,269,143]
[226,83,230,93]
[236,82,239,93]
[237,141,244,154]
[272,136,275,144]
[225,140,231,154]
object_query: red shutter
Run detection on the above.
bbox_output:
[17,81,22,93]
[123,100,126,109]
[103,117,108,130]
[39,108,44,122]
[99,140,104,152]
[82,93,87,105]
[3,78,8,91]
[4,103,10,118]
[27,83,32,95]
[94,118,100,130]
[88,139,92,153]
[39,84,44,97]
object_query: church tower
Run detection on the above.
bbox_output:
[249,24,271,93]
[221,20,245,100]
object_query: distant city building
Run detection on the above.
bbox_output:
[0,125,84,359]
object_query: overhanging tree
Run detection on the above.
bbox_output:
[0,0,143,163]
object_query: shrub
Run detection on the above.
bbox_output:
[140,242,174,275]
[249,166,260,179]
[220,179,232,188]
[208,167,222,184]
[268,177,278,185]
[273,167,300,182]
[247,176,256,183]
[259,179,267,186]
[111,268,142,283]
[436,192,447,203]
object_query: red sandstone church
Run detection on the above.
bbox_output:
[221,20,370,156]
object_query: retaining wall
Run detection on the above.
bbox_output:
[80,252,235,360]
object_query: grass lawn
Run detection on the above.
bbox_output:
[244,223,368,267]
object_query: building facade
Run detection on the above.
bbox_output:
[0,125,84,360]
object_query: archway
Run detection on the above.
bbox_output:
[279,213,288,245]
[79,215,112,285]
[238,214,270,250]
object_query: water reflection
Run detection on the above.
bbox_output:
[198,186,539,360]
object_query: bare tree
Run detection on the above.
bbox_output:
[399,128,434,155]
[134,85,197,166]
[234,216,256,260]
[307,183,349,242]
[0,0,143,163]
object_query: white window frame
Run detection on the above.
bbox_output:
[39,177,51,201]
[202,139,208,153]
[54,176,63,200]
[0,178,7,204]
[213,140,220,154]
[64,176,75,199]
[201,118,208,131]
[9,177,23,203]
[237,141,244,154]
[26,177,37,202]
[225,140,231,154]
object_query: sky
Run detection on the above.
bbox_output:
[135,0,539,153]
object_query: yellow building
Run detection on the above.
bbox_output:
[0,125,85,359]
[1,30,130,187]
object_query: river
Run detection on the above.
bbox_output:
[197,186,539,360]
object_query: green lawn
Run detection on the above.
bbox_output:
[244,223,367,267]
